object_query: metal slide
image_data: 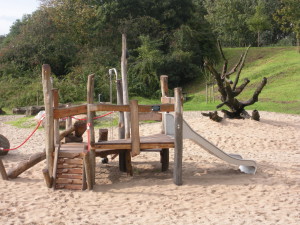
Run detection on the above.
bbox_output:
[164,113,257,174]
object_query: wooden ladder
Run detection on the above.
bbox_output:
[53,144,87,190]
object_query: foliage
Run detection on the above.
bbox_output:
[247,0,272,46]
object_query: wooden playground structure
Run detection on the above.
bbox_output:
[40,65,183,190]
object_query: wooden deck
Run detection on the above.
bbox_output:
[91,134,175,150]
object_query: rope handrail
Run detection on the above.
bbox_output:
[0,111,114,152]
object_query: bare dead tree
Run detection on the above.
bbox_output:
[204,41,267,119]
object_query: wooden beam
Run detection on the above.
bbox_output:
[173,87,183,186]
[130,100,140,157]
[53,105,87,119]
[7,152,46,179]
[42,64,54,177]
[89,104,130,112]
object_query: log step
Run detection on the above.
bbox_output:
[53,149,86,190]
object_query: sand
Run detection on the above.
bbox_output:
[0,111,299,225]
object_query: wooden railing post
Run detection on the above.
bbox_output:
[52,89,60,145]
[174,87,183,185]
[87,74,96,185]
[160,75,169,97]
[42,64,54,177]
[117,79,127,171]
[121,33,130,139]
[130,100,140,157]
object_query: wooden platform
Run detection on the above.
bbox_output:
[91,134,175,150]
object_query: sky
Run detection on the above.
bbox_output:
[0,0,40,35]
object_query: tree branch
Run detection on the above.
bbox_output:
[233,78,250,96]
[232,45,251,91]
[241,77,267,106]
[218,40,228,77]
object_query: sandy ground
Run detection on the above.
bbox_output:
[0,111,299,225]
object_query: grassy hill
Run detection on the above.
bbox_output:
[183,46,300,114]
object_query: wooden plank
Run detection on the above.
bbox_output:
[174,87,183,186]
[95,149,128,158]
[56,178,83,184]
[57,168,83,174]
[89,104,130,112]
[139,112,162,121]
[53,105,87,119]
[130,100,140,157]
[57,164,82,169]
[58,152,84,158]
[57,174,83,179]
[58,158,83,165]
[55,184,83,190]
[138,104,174,113]
[42,64,54,177]
[161,97,175,104]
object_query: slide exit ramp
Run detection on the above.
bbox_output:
[164,113,257,174]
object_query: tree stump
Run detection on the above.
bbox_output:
[0,134,10,156]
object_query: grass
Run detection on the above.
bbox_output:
[5,116,39,128]
[183,46,300,114]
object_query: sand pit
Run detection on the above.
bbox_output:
[0,111,299,224]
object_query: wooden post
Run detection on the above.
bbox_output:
[87,74,96,185]
[42,168,52,188]
[174,87,183,185]
[160,75,169,134]
[117,79,126,172]
[42,64,54,177]
[0,158,8,180]
[160,75,169,97]
[121,33,130,139]
[66,103,72,130]
[130,100,140,157]
[52,89,60,145]
[98,129,108,142]
[84,152,93,190]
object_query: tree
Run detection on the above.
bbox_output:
[204,41,267,120]
[274,0,300,52]
[247,1,272,47]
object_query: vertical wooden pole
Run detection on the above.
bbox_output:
[87,74,96,185]
[66,103,72,130]
[160,75,169,97]
[52,89,60,145]
[42,168,52,188]
[121,33,130,139]
[130,100,140,157]
[42,64,54,177]
[84,152,93,190]
[0,158,8,180]
[117,79,127,171]
[160,75,169,134]
[174,87,183,186]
